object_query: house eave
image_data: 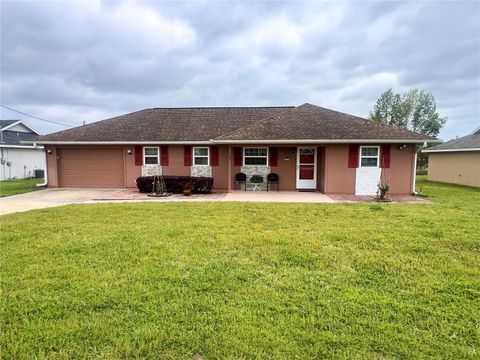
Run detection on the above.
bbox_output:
[422,147,480,153]
[212,139,438,144]
[25,139,439,146]
[0,144,44,149]
[22,140,214,145]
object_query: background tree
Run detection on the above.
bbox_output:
[370,88,447,169]
[370,88,447,138]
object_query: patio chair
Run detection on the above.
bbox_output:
[267,173,279,191]
[234,172,247,191]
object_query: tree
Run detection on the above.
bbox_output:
[370,88,447,138]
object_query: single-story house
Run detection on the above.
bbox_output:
[423,128,480,187]
[1,120,45,181]
[30,103,436,195]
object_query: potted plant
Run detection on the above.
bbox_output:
[250,175,263,191]
[377,182,390,201]
[183,182,192,196]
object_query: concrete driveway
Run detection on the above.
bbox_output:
[0,188,119,215]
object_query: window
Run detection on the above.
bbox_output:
[244,147,268,166]
[144,146,159,165]
[193,147,209,166]
[360,146,380,167]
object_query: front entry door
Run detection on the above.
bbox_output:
[296,147,317,190]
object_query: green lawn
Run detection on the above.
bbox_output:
[0,178,44,197]
[1,177,479,359]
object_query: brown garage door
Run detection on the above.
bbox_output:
[59,147,125,188]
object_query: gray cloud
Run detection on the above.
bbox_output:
[1,0,479,139]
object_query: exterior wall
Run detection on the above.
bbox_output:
[0,147,45,180]
[124,145,140,188]
[142,165,162,176]
[191,165,212,177]
[323,144,415,195]
[231,161,242,190]
[45,145,141,188]
[212,145,229,190]
[44,143,417,194]
[241,165,271,191]
[275,146,297,191]
[324,144,356,194]
[428,152,480,187]
[229,145,298,191]
[355,167,382,195]
[382,144,416,194]
[45,146,58,187]
[162,145,190,176]
[46,144,228,190]
[318,147,326,193]
[161,145,228,190]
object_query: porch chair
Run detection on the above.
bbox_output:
[267,173,279,191]
[234,172,247,191]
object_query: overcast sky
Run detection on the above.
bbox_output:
[1,0,479,140]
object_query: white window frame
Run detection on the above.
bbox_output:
[193,146,210,166]
[359,145,380,168]
[143,146,160,165]
[243,147,269,166]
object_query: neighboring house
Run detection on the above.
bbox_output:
[423,128,480,187]
[30,104,436,195]
[0,120,45,181]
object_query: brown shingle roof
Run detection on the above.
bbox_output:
[215,104,434,141]
[32,103,435,143]
[33,107,293,142]
[423,129,480,152]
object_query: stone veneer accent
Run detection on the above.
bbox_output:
[142,165,162,176]
[241,165,271,191]
[191,165,212,177]
[355,167,381,195]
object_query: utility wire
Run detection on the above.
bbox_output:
[0,104,75,128]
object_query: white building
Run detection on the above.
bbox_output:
[0,120,45,180]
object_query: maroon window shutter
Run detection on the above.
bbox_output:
[233,147,243,166]
[381,144,391,168]
[135,145,143,166]
[269,147,278,167]
[184,145,192,166]
[348,144,359,168]
[210,145,219,166]
[160,145,169,166]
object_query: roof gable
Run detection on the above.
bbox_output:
[0,120,39,134]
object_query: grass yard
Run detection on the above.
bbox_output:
[1,177,479,359]
[0,178,44,197]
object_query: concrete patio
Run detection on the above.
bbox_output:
[92,189,335,203]
[0,188,430,215]
[93,189,430,204]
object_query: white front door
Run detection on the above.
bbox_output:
[296,147,317,190]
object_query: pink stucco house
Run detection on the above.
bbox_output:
[30,103,436,195]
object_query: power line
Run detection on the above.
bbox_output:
[0,104,75,128]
